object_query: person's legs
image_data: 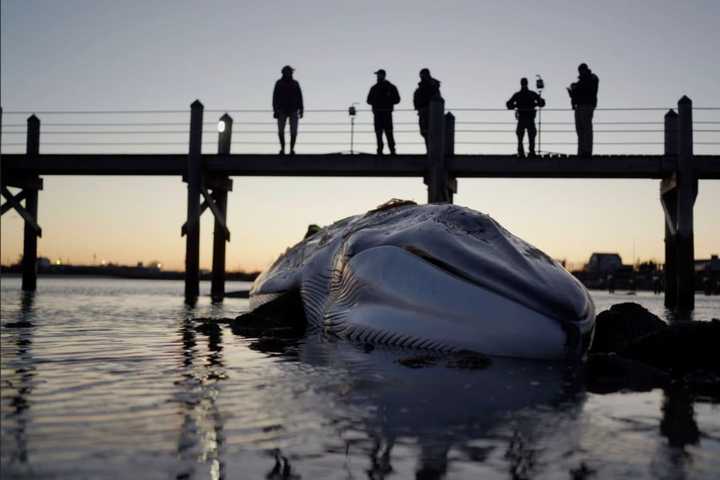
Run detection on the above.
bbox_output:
[289,112,299,154]
[576,105,594,156]
[385,112,396,154]
[574,108,582,156]
[374,113,384,154]
[527,122,537,156]
[418,109,429,152]
[516,122,525,157]
[277,114,287,154]
[586,107,594,156]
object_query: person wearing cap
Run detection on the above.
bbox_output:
[273,65,304,155]
[366,69,401,155]
[567,63,599,157]
[413,68,442,151]
[506,77,546,158]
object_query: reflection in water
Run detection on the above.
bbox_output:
[175,315,226,479]
[291,338,586,479]
[2,292,37,466]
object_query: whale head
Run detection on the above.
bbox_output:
[252,201,595,360]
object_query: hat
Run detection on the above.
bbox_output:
[419,68,430,76]
[374,69,386,75]
[281,65,294,74]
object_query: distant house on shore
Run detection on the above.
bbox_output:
[585,253,623,275]
[695,254,720,273]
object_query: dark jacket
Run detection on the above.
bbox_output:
[273,78,304,114]
[367,80,401,113]
[413,78,441,111]
[506,88,545,118]
[569,71,599,108]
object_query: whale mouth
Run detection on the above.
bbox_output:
[400,244,591,328]
[403,245,486,289]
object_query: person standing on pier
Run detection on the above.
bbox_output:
[273,65,304,155]
[506,77,545,158]
[413,68,442,151]
[367,69,401,155]
[567,63,599,157]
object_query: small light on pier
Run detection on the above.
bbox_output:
[217,120,226,133]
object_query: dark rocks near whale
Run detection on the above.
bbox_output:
[590,302,667,354]
[587,303,720,394]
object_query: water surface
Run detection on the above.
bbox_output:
[1,277,719,479]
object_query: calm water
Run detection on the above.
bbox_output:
[1,276,719,479]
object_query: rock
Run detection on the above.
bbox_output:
[621,319,720,373]
[230,291,306,338]
[590,303,667,354]
[585,353,670,393]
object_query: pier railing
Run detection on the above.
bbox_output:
[1,98,719,310]
[2,104,719,156]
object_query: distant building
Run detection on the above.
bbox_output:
[37,257,52,269]
[585,253,623,275]
[695,254,720,273]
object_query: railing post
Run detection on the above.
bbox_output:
[676,96,697,311]
[444,112,457,204]
[661,109,678,308]
[211,113,233,302]
[184,100,204,302]
[22,115,41,291]
[425,96,450,203]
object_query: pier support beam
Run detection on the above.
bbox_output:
[210,113,233,302]
[184,100,204,302]
[20,116,43,291]
[661,97,697,311]
[425,97,454,204]
[661,110,678,308]
[676,96,697,311]
[444,112,457,204]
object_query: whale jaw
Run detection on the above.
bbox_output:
[319,246,592,360]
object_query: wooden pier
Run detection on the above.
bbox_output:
[2,97,718,310]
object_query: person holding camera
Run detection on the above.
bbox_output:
[367,69,401,155]
[273,65,304,155]
[506,77,545,158]
[567,63,599,157]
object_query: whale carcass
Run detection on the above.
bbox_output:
[249,200,595,360]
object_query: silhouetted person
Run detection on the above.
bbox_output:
[506,77,545,158]
[413,68,442,151]
[273,65,304,155]
[367,69,401,155]
[567,63,599,157]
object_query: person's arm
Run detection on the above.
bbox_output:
[392,84,400,105]
[296,82,304,118]
[536,92,546,108]
[413,88,420,110]
[272,81,279,118]
[367,85,374,106]
[506,93,517,110]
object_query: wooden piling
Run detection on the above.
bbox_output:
[184,100,204,302]
[426,96,450,203]
[444,112,457,204]
[661,109,678,308]
[22,115,41,291]
[676,96,697,311]
[211,113,233,301]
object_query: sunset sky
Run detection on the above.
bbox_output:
[1,0,718,272]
